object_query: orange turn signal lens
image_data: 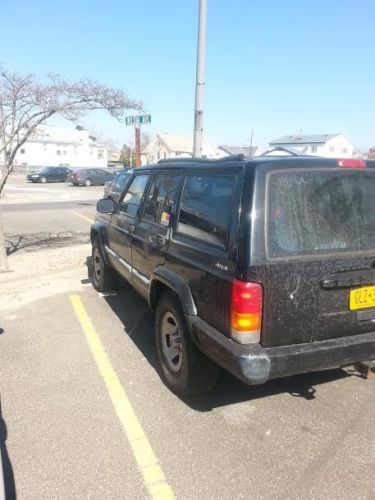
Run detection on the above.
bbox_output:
[231,312,261,332]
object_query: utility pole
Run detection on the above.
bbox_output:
[193,0,207,158]
[125,113,151,167]
[135,125,141,167]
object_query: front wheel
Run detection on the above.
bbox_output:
[85,178,92,187]
[91,238,118,292]
[155,292,219,396]
[40,176,47,183]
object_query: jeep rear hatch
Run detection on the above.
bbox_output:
[261,164,375,347]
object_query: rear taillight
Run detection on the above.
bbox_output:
[231,280,263,344]
[338,159,366,168]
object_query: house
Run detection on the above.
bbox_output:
[218,145,258,157]
[9,125,108,169]
[268,133,355,158]
[142,133,225,164]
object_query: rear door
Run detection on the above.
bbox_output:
[91,169,101,185]
[131,172,182,297]
[62,168,70,181]
[97,170,107,185]
[56,168,64,181]
[255,165,375,347]
[167,169,243,336]
[48,168,59,182]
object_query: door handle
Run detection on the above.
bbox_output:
[150,234,167,246]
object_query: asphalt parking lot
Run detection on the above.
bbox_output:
[0,175,374,500]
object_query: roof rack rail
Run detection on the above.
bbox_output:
[157,154,245,165]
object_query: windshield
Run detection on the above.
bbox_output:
[267,168,375,258]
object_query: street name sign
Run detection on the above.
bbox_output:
[125,114,151,126]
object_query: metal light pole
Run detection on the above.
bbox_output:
[193,0,207,158]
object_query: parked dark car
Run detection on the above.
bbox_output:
[103,169,133,201]
[90,156,375,396]
[69,168,114,187]
[27,166,71,183]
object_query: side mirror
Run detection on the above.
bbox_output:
[97,198,116,213]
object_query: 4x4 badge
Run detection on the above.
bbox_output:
[215,262,228,271]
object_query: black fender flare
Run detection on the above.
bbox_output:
[90,222,111,266]
[149,267,197,316]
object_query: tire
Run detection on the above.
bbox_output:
[40,177,47,183]
[91,238,118,292]
[155,292,219,396]
[84,178,92,187]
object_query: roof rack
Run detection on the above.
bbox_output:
[157,154,245,165]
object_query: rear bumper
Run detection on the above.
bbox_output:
[190,316,375,385]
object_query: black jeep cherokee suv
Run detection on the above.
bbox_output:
[90,155,375,396]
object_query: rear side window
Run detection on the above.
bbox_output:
[142,174,180,226]
[177,175,235,247]
[267,169,375,258]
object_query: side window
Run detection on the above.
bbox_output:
[142,174,180,225]
[122,175,149,218]
[177,175,235,247]
[114,173,130,193]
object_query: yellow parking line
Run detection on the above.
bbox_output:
[72,211,94,224]
[69,295,175,500]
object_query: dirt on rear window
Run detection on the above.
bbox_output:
[267,168,375,259]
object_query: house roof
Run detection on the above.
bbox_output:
[270,134,339,145]
[219,145,258,156]
[150,133,221,157]
[27,125,96,145]
[260,146,308,156]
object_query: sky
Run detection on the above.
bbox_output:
[1,0,374,150]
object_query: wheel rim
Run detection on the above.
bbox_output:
[93,247,102,283]
[160,312,183,373]
[41,177,46,183]
[85,179,91,186]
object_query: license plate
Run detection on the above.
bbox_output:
[350,286,375,310]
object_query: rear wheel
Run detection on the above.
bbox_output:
[85,178,92,187]
[155,292,219,396]
[40,176,47,183]
[91,238,118,292]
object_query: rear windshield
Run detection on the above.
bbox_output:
[267,169,375,258]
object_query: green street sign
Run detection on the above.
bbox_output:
[125,114,151,126]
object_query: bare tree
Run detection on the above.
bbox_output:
[0,67,142,271]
